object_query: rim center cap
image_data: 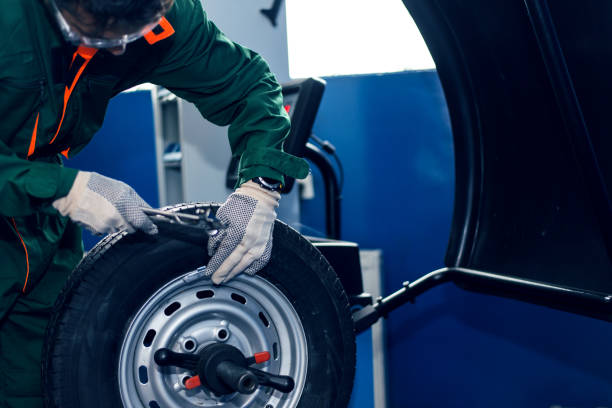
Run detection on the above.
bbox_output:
[198,343,256,395]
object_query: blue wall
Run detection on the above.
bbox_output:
[302,71,612,407]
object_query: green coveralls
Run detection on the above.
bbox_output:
[0,0,308,405]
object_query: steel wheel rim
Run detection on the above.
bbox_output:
[118,268,308,408]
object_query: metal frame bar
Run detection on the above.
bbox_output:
[304,142,341,240]
[353,267,612,334]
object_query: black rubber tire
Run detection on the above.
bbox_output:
[42,203,356,408]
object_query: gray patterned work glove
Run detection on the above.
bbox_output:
[52,171,158,235]
[206,180,281,285]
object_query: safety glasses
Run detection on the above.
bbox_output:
[48,0,161,49]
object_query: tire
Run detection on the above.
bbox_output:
[43,203,356,408]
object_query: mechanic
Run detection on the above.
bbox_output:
[0,0,309,405]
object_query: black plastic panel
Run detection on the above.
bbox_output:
[308,237,363,297]
[402,0,612,300]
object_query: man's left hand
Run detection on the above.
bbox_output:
[206,180,280,284]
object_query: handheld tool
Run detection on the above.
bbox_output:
[143,207,228,245]
[155,344,295,395]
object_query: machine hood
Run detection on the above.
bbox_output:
[402,0,612,317]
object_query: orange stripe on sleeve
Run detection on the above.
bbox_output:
[27,113,40,158]
[10,218,30,293]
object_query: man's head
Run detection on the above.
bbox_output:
[50,0,174,54]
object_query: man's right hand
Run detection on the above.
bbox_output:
[52,171,158,235]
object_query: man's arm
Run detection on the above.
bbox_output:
[0,140,77,217]
[144,0,309,186]
[0,140,157,234]
[143,0,309,283]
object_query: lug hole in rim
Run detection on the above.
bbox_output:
[231,293,247,304]
[196,290,214,299]
[143,329,156,347]
[184,340,196,351]
[164,302,181,316]
[217,329,228,340]
[259,312,270,327]
[139,366,149,384]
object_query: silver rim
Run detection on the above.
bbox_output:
[118,268,308,408]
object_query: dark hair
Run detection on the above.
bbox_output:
[55,0,172,35]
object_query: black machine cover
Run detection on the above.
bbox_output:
[403,0,612,315]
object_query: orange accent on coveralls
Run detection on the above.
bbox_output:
[26,113,40,158]
[144,17,175,45]
[10,218,30,293]
[49,46,99,145]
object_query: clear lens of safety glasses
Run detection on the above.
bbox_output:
[49,0,161,48]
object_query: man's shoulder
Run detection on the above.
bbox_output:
[165,0,208,28]
[169,0,202,14]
